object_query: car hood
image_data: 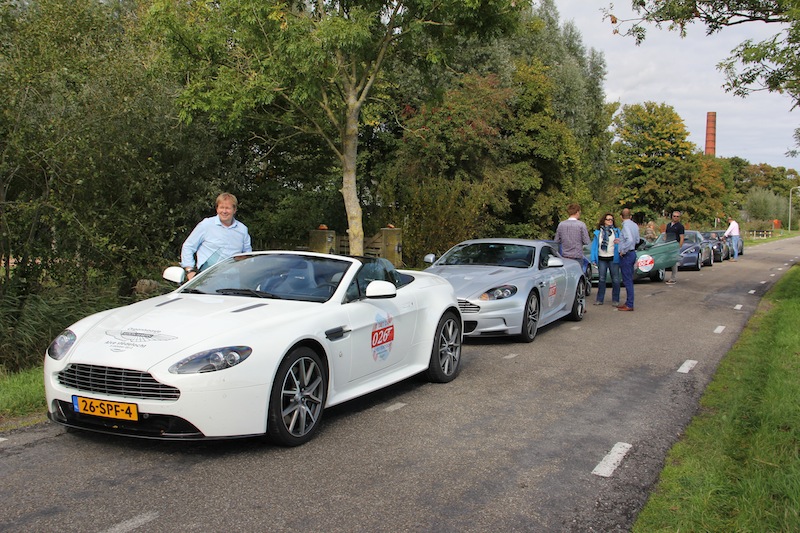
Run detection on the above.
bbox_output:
[425,265,519,298]
[65,294,316,370]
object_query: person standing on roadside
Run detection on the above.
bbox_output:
[664,211,685,285]
[554,203,591,264]
[723,216,741,261]
[181,192,252,280]
[590,213,621,306]
[644,221,657,243]
[617,208,639,312]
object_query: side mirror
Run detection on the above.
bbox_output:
[365,280,397,299]
[546,256,565,268]
[423,253,436,264]
[163,266,186,284]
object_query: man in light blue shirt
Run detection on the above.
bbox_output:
[181,192,252,279]
[617,208,639,311]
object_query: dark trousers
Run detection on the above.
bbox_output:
[620,251,637,308]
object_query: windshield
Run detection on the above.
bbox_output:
[181,254,351,303]
[655,232,697,245]
[437,243,535,268]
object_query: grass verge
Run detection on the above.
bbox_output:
[0,366,46,429]
[633,264,800,531]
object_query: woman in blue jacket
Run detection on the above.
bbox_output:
[589,213,621,306]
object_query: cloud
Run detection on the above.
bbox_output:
[555,1,799,169]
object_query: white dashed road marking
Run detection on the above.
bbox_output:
[503,353,519,360]
[749,290,756,294]
[0,437,7,444]
[714,326,726,334]
[384,402,406,412]
[99,512,159,533]
[734,304,743,310]
[678,360,698,374]
[592,442,633,477]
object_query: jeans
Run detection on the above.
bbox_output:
[729,235,740,259]
[596,259,621,304]
[620,251,637,308]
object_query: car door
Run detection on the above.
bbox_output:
[344,261,417,383]
[537,245,569,320]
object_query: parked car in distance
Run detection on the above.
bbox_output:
[424,239,587,343]
[584,238,680,283]
[654,230,713,270]
[44,252,463,445]
[701,231,730,262]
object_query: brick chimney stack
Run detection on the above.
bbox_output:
[705,112,717,156]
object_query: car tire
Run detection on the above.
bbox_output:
[569,279,586,321]
[705,249,714,266]
[650,268,665,282]
[694,254,702,271]
[267,346,327,447]
[583,264,592,296]
[426,311,462,383]
[518,290,540,343]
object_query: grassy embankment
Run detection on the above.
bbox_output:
[634,263,800,531]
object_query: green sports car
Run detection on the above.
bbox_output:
[585,239,680,283]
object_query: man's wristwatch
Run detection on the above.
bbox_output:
[184,267,197,273]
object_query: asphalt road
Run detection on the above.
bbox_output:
[2,237,798,533]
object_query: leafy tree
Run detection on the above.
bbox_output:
[607,0,800,156]
[501,59,591,237]
[148,0,523,255]
[386,74,514,263]
[745,186,790,225]
[1,0,228,297]
[611,101,707,221]
[511,1,616,222]
[378,1,610,245]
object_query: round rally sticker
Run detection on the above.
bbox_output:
[636,254,655,273]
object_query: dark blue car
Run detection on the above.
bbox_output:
[654,230,713,270]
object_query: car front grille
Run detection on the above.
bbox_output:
[57,364,180,401]
[458,299,480,314]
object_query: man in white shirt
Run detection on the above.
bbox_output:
[723,216,741,261]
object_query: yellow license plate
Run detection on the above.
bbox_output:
[72,396,139,421]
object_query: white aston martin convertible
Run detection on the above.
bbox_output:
[44,252,462,446]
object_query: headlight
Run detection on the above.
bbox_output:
[681,246,698,256]
[479,285,517,300]
[169,346,252,374]
[47,330,77,360]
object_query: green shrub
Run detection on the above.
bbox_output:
[0,284,124,372]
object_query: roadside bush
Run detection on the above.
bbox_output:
[0,283,124,373]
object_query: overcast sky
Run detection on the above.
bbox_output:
[553,1,799,171]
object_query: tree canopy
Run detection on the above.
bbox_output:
[148,0,523,255]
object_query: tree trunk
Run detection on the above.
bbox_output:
[341,100,364,256]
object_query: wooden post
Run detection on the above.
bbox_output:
[381,228,403,266]
[309,229,338,255]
